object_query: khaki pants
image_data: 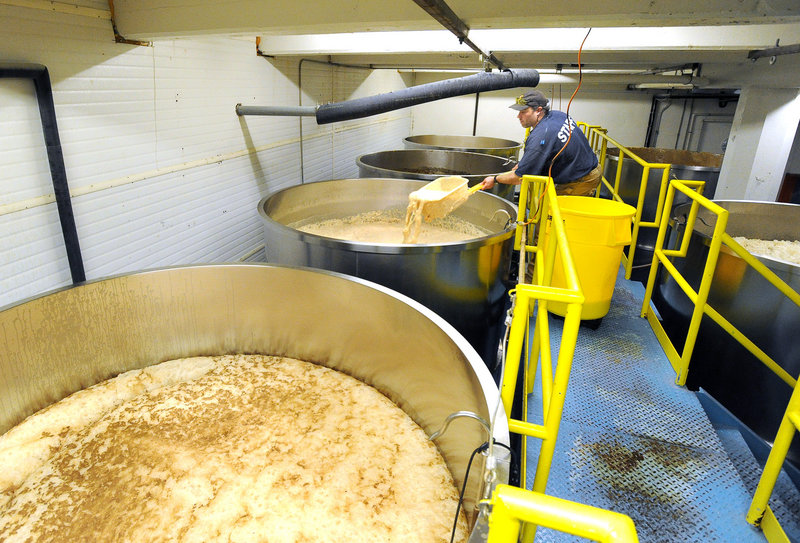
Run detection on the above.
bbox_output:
[555,165,602,196]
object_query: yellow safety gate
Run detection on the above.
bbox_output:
[485,174,638,542]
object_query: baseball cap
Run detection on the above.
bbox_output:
[509,90,549,111]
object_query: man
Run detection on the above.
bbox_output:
[481,90,601,196]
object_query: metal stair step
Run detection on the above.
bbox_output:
[714,426,800,541]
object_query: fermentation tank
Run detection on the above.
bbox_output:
[356,149,517,202]
[403,135,522,160]
[653,201,800,467]
[258,178,517,367]
[0,264,508,518]
[602,147,723,269]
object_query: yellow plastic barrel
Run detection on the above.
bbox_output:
[548,196,636,320]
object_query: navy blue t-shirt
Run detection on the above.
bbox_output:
[515,110,598,184]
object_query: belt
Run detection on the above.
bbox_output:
[574,164,601,184]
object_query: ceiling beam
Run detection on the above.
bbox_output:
[257,25,800,57]
[111,0,800,40]
[410,0,505,69]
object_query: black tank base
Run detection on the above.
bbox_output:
[548,312,603,330]
[580,317,603,330]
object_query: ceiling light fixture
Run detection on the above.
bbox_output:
[629,83,696,90]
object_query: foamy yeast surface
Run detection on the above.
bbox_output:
[733,237,800,266]
[294,209,489,244]
[0,354,468,543]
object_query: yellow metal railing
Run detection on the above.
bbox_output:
[579,123,608,165]
[639,178,800,542]
[501,174,584,496]
[487,484,639,543]
[640,180,800,389]
[747,377,800,543]
[547,123,800,542]
[578,122,676,280]
[489,174,637,542]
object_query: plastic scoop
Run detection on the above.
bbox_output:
[408,176,483,221]
[402,176,483,243]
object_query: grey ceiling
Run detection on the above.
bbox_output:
[112,0,800,87]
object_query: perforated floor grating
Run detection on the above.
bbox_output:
[525,266,782,542]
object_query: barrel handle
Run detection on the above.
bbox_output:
[501,157,517,168]
[491,208,513,229]
[429,411,491,441]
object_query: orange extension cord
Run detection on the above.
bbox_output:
[530,28,593,221]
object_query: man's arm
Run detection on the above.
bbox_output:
[480,166,520,190]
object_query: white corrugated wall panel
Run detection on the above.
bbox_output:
[332,117,412,179]
[301,132,335,182]
[0,79,53,203]
[0,3,413,309]
[0,206,73,305]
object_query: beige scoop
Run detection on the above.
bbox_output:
[403,176,483,243]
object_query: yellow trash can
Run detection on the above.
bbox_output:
[548,196,636,320]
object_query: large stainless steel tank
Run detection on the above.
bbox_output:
[0,264,508,513]
[602,147,723,268]
[403,135,522,160]
[258,178,517,367]
[356,149,517,202]
[653,201,800,467]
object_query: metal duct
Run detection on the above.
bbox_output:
[0,63,85,284]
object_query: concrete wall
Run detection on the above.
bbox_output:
[716,88,800,200]
[783,120,800,174]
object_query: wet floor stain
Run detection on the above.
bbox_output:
[566,432,739,542]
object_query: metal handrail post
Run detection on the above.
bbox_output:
[747,378,800,529]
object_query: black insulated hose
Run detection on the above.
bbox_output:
[315,69,540,125]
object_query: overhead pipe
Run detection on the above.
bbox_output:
[238,69,539,124]
[316,68,538,124]
[247,53,512,182]
[237,105,317,117]
[644,96,671,148]
[472,92,480,136]
[0,62,85,284]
